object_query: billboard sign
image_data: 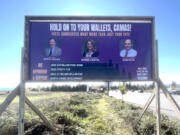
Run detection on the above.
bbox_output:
[25,16,155,81]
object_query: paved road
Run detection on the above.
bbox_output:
[109,90,180,120]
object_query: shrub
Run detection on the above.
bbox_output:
[25,123,50,135]
[63,126,78,135]
[57,112,80,126]
[0,124,18,135]
[69,105,88,118]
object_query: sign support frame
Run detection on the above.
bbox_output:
[19,47,59,135]
[154,40,161,135]
[0,47,60,135]
[18,47,25,135]
[135,40,180,134]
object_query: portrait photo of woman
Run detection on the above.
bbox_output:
[83,39,99,57]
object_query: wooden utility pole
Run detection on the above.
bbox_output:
[18,47,25,135]
[154,40,161,135]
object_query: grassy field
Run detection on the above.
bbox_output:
[0,92,133,135]
[0,92,71,104]
[0,91,180,135]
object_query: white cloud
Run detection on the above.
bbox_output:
[0,72,20,88]
[159,73,180,84]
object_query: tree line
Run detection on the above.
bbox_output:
[29,83,155,92]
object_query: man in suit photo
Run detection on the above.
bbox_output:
[45,38,62,57]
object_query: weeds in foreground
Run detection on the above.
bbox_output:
[109,98,180,135]
[0,92,180,135]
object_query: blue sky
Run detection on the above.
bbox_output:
[0,0,180,88]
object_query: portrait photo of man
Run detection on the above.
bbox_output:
[45,38,62,57]
[120,39,137,58]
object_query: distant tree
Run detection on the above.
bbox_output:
[45,87,50,91]
[148,83,155,90]
[171,81,176,89]
[119,82,128,102]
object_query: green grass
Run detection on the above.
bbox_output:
[91,97,131,135]
[0,92,67,104]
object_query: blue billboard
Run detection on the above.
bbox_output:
[25,17,154,81]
